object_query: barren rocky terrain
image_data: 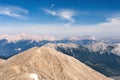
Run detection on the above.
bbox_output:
[0,46,111,80]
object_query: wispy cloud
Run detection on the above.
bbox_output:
[44,9,76,26]
[44,9,56,16]
[0,13,120,38]
[0,6,28,19]
[1,17,120,38]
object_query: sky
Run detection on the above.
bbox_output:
[0,0,120,38]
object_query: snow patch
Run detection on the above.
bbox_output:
[111,44,120,56]
[29,73,39,80]
[15,48,21,51]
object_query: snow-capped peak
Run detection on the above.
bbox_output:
[0,33,59,42]
[86,42,108,53]
[86,42,120,56]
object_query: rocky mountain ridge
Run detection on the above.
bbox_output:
[0,46,111,80]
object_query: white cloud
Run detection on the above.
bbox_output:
[51,4,55,8]
[76,17,120,37]
[0,16,120,38]
[44,9,56,15]
[58,10,75,22]
[0,6,28,19]
[44,9,76,26]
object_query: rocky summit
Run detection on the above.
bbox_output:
[0,46,111,80]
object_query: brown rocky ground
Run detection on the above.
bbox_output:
[0,46,112,80]
[0,59,5,64]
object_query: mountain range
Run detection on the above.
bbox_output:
[0,33,120,78]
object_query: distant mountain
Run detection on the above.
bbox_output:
[0,47,111,80]
[0,33,120,77]
[0,34,97,59]
[86,42,120,56]
[0,39,52,59]
[0,33,59,42]
[0,33,97,42]
[44,43,120,77]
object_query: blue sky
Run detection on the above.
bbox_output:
[0,0,120,38]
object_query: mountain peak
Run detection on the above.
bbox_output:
[0,33,58,42]
[0,46,111,80]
